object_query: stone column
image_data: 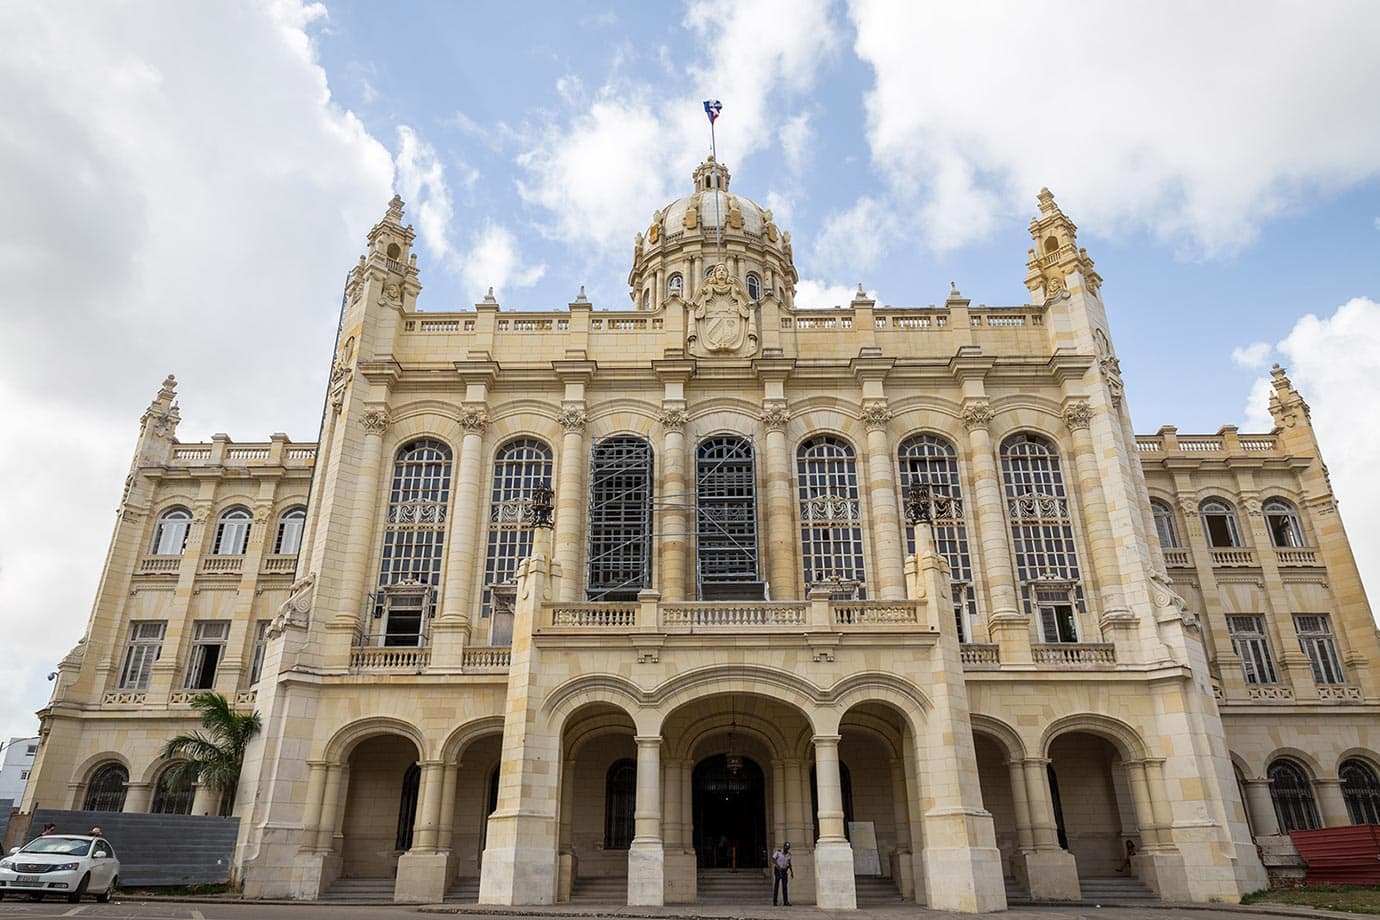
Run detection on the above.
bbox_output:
[1316,778,1352,828]
[862,401,906,599]
[191,782,219,817]
[558,757,576,902]
[1018,758,1080,899]
[316,764,344,852]
[1064,402,1131,625]
[553,406,588,603]
[1143,760,1177,843]
[889,757,915,899]
[122,782,152,814]
[762,403,798,599]
[1243,779,1281,837]
[772,760,787,850]
[1006,760,1034,851]
[664,758,684,849]
[812,735,856,909]
[438,763,460,853]
[398,760,450,901]
[414,761,446,851]
[300,761,328,850]
[335,407,390,626]
[434,410,489,664]
[658,407,689,601]
[628,735,664,905]
[1124,761,1161,847]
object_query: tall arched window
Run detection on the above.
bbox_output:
[667,273,684,297]
[212,507,251,555]
[1269,759,1321,832]
[375,439,452,646]
[898,434,976,638]
[1340,759,1380,824]
[1001,433,1083,642]
[273,507,306,555]
[1200,499,1242,548]
[696,436,762,600]
[151,764,194,814]
[483,438,553,644]
[588,436,653,600]
[745,272,762,301]
[604,758,636,849]
[1151,500,1179,549]
[1264,498,1305,547]
[797,436,866,597]
[151,508,191,555]
[83,763,129,812]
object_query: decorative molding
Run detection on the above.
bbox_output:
[860,401,893,432]
[1242,496,1264,518]
[459,409,490,433]
[359,408,390,435]
[556,408,588,433]
[1063,400,1093,431]
[1100,355,1124,406]
[960,401,994,431]
[1177,497,1200,517]
[760,404,791,432]
[658,408,689,432]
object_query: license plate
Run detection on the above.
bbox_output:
[15,875,40,883]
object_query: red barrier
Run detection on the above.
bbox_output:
[1289,825,1380,886]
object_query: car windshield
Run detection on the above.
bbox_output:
[20,837,91,856]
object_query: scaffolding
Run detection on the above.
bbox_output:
[695,435,764,600]
[586,435,654,601]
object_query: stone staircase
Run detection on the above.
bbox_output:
[1004,875,1028,902]
[697,868,771,904]
[445,876,480,902]
[321,877,395,902]
[1077,875,1158,903]
[853,875,904,906]
[569,874,628,903]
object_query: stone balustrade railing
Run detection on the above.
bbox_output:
[1245,685,1294,702]
[1163,549,1192,568]
[960,644,1001,667]
[662,602,808,627]
[200,555,243,575]
[138,555,182,575]
[261,555,298,574]
[1317,685,1363,703]
[350,646,430,671]
[462,648,512,670]
[1135,433,1278,454]
[1031,643,1117,665]
[831,601,922,626]
[102,691,147,706]
[1275,547,1319,566]
[1210,547,1257,567]
[548,603,639,628]
[169,444,316,465]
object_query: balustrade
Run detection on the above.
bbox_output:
[959,644,1001,667]
[831,601,922,626]
[200,555,244,575]
[462,647,512,670]
[350,646,430,670]
[1210,547,1257,567]
[138,555,182,575]
[1163,548,1192,567]
[1317,685,1362,703]
[661,602,807,627]
[548,604,638,628]
[1031,643,1117,665]
[1274,547,1319,566]
[261,554,298,573]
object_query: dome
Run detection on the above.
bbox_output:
[659,158,766,235]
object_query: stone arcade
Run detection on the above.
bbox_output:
[21,160,1380,909]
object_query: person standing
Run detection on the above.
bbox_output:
[771,841,793,906]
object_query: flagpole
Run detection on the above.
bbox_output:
[708,105,724,269]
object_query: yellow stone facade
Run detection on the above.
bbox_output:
[21,163,1380,910]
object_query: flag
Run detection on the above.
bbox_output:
[703,99,722,124]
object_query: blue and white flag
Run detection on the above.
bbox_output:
[703,99,722,124]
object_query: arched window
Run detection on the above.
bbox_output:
[396,763,421,851]
[1340,759,1380,824]
[696,436,762,600]
[797,436,866,597]
[151,765,194,814]
[1264,498,1305,548]
[83,763,129,812]
[151,508,191,555]
[375,439,452,647]
[1001,434,1083,642]
[483,438,553,644]
[745,272,762,302]
[1200,499,1242,548]
[1269,759,1321,832]
[1151,500,1179,549]
[273,507,306,555]
[641,288,651,310]
[604,758,637,849]
[212,507,251,555]
[667,273,684,297]
[588,436,653,600]
[898,434,976,638]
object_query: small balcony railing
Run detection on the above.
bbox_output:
[1275,547,1320,566]
[200,555,244,575]
[261,554,298,574]
[1162,549,1192,568]
[661,602,808,628]
[960,644,1001,667]
[1032,643,1117,665]
[462,647,512,671]
[1209,547,1257,567]
[350,646,429,671]
[138,555,182,575]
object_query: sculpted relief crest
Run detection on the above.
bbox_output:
[687,263,758,358]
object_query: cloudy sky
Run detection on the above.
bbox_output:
[1,0,1379,741]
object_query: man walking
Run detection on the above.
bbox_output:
[771,841,793,906]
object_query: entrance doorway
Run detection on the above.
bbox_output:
[693,754,767,869]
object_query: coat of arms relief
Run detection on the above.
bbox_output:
[687,263,759,358]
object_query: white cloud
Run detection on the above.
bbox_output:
[460,224,547,305]
[0,0,395,740]
[395,125,456,266]
[813,196,898,275]
[848,0,1380,254]
[779,112,813,176]
[1239,297,1380,610]
[795,279,879,309]
[1231,341,1273,369]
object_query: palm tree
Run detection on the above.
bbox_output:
[159,692,261,816]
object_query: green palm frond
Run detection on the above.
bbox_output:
[158,692,262,801]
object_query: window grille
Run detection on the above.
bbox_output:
[695,436,763,599]
[119,620,166,690]
[898,434,976,638]
[1151,500,1179,548]
[604,758,637,849]
[152,509,191,555]
[797,436,866,596]
[248,619,269,684]
[274,508,306,555]
[1200,499,1242,548]
[482,439,552,637]
[83,763,129,812]
[151,766,194,814]
[1268,759,1321,832]
[1227,614,1278,684]
[1294,614,1345,684]
[377,440,452,594]
[212,508,251,555]
[1264,498,1305,548]
[587,436,653,600]
[1340,759,1380,824]
[183,620,230,690]
[1000,434,1083,618]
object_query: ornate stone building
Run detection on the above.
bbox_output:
[21,161,1380,910]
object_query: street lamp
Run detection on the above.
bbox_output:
[528,480,555,528]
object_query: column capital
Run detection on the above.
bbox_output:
[634,735,664,747]
[556,407,588,433]
[761,402,791,432]
[359,406,390,435]
[812,734,842,747]
[658,407,689,432]
[961,400,995,431]
[459,407,490,433]
[1062,400,1093,431]
[860,400,893,432]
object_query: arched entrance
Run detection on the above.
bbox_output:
[340,733,422,879]
[1047,732,1134,878]
[693,754,767,869]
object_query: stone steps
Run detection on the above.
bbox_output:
[698,868,772,903]
[445,876,480,902]
[569,875,628,903]
[321,877,395,902]
[1077,875,1158,902]
[854,875,904,905]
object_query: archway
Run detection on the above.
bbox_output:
[693,754,768,869]
[339,733,422,879]
[1047,732,1134,878]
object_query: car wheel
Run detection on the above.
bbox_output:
[68,872,90,903]
[96,874,119,903]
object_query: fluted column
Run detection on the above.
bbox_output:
[628,735,665,905]
[316,764,344,852]
[862,401,906,599]
[439,409,490,630]
[658,407,689,601]
[1243,779,1281,836]
[554,406,588,602]
[1064,401,1130,620]
[413,760,446,852]
[962,401,1021,619]
[762,403,798,599]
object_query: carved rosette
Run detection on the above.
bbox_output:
[1178,497,1200,518]
[658,408,689,432]
[760,404,791,432]
[556,408,588,433]
[1242,496,1264,518]
[359,408,390,435]
[860,401,893,432]
[960,401,994,432]
[459,409,490,434]
[1063,401,1093,432]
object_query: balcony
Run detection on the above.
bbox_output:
[539,599,929,632]
[1317,685,1363,703]
[461,647,512,671]
[1210,547,1257,567]
[960,644,1001,668]
[261,554,298,574]
[137,555,182,575]
[1163,548,1192,568]
[350,646,430,671]
[200,555,244,575]
[1032,643,1117,666]
[1275,547,1320,566]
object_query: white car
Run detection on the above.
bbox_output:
[0,834,120,903]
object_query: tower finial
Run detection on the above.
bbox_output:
[386,194,405,222]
